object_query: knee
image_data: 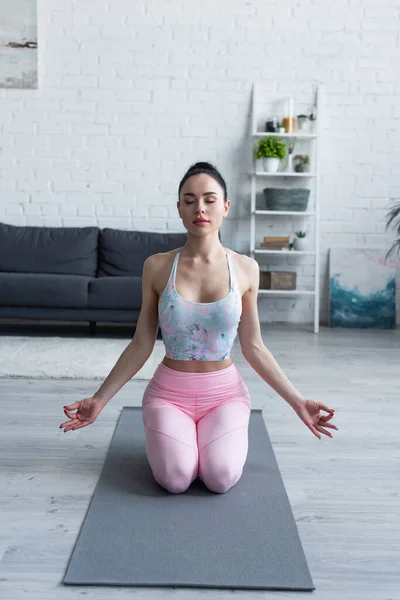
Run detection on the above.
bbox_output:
[154,466,196,494]
[201,465,243,494]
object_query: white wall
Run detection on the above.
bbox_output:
[1,0,399,325]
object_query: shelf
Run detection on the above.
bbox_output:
[253,171,316,177]
[254,249,316,255]
[255,210,316,216]
[258,289,315,296]
[253,132,317,139]
[250,82,322,333]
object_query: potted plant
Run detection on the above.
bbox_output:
[254,136,286,173]
[294,154,310,173]
[293,230,308,251]
[277,121,286,134]
[297,114,309,131]
[385,201,400,258]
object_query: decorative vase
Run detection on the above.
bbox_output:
[285,139,296,173]
[262,157,280,173]
[285,153,294,173]
[282,97,295,133]
[293,237,308,252]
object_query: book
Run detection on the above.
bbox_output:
[261,242,288,247]
[263,236,290,243]
[260,243,291,251]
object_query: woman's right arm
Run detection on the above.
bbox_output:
[92,254,161,407]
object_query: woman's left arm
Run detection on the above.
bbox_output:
[238,257,338,440]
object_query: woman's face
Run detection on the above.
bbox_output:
[177,174,230,234]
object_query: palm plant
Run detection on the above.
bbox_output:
[385,202,400,258]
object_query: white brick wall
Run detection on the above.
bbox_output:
[1,0,399,326]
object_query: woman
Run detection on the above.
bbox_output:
[59,162,338,494]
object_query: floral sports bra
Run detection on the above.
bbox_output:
[158,251,242,361]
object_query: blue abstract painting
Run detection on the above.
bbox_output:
[329,248,397,329]
[0,0,37,88]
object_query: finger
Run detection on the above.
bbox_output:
[65,408,89,423]
[62,424,76,432]
[63,419,87,432]
[305,421,321,440]
[318,403,334,414]
[61,411,78,423]
[320,421,339,431]
[59,419,75,429]
[315,424,333,438]
[63,408,77,419]
[319,412,335,422]
[70,421,91,430]
[63,402,81,410]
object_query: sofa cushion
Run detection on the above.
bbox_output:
[0,222,99,276]
[97,228,187,277]
[88,276,142,310]
[0,273,90,308]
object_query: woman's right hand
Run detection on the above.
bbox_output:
[59,397,105,433]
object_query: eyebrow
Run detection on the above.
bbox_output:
[182,192,218,197]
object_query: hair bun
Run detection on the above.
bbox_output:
[188,161,216,172]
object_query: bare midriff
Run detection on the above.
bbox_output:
[161,355,233,373]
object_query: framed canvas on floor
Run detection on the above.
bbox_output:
[329,248,396,329]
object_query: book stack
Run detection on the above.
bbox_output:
[260,236,291,251]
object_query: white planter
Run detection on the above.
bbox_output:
[293,237,308,252]
[297,118,309,131]
[262,157,280,173]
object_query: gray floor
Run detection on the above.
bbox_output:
[1,323,399,599]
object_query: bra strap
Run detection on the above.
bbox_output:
[226,253,235,292]
[171,252,180,289]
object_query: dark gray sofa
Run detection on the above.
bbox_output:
[0,222,187,333]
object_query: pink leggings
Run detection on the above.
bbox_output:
[141,361,251,494]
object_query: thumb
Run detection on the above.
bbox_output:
[63,401,81,410]
[318,402,333,413]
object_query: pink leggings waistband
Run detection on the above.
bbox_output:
[151,361,242,394]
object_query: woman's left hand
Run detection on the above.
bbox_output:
[293,399,338,440]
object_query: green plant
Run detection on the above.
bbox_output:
[297,114,309,119]
[254,136,286,161]
[385,201,400,257]
[295,231,306,238]
[309,112,317,121]
[294,154,309,164]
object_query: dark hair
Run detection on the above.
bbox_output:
[178,162,228,201]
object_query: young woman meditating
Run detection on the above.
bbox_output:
[59,162,338,494]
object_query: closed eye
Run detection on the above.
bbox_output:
[184,201,215,204]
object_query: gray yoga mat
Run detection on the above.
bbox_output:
[63,406,315,591]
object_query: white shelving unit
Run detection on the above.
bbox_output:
[250,83,323,333]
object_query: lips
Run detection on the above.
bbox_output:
[193,219,209,224]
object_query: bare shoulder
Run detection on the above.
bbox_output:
[225,249,259,295]
[143,248,183,295]
[144,248,182,271]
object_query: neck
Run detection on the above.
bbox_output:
[181,232,225,262]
